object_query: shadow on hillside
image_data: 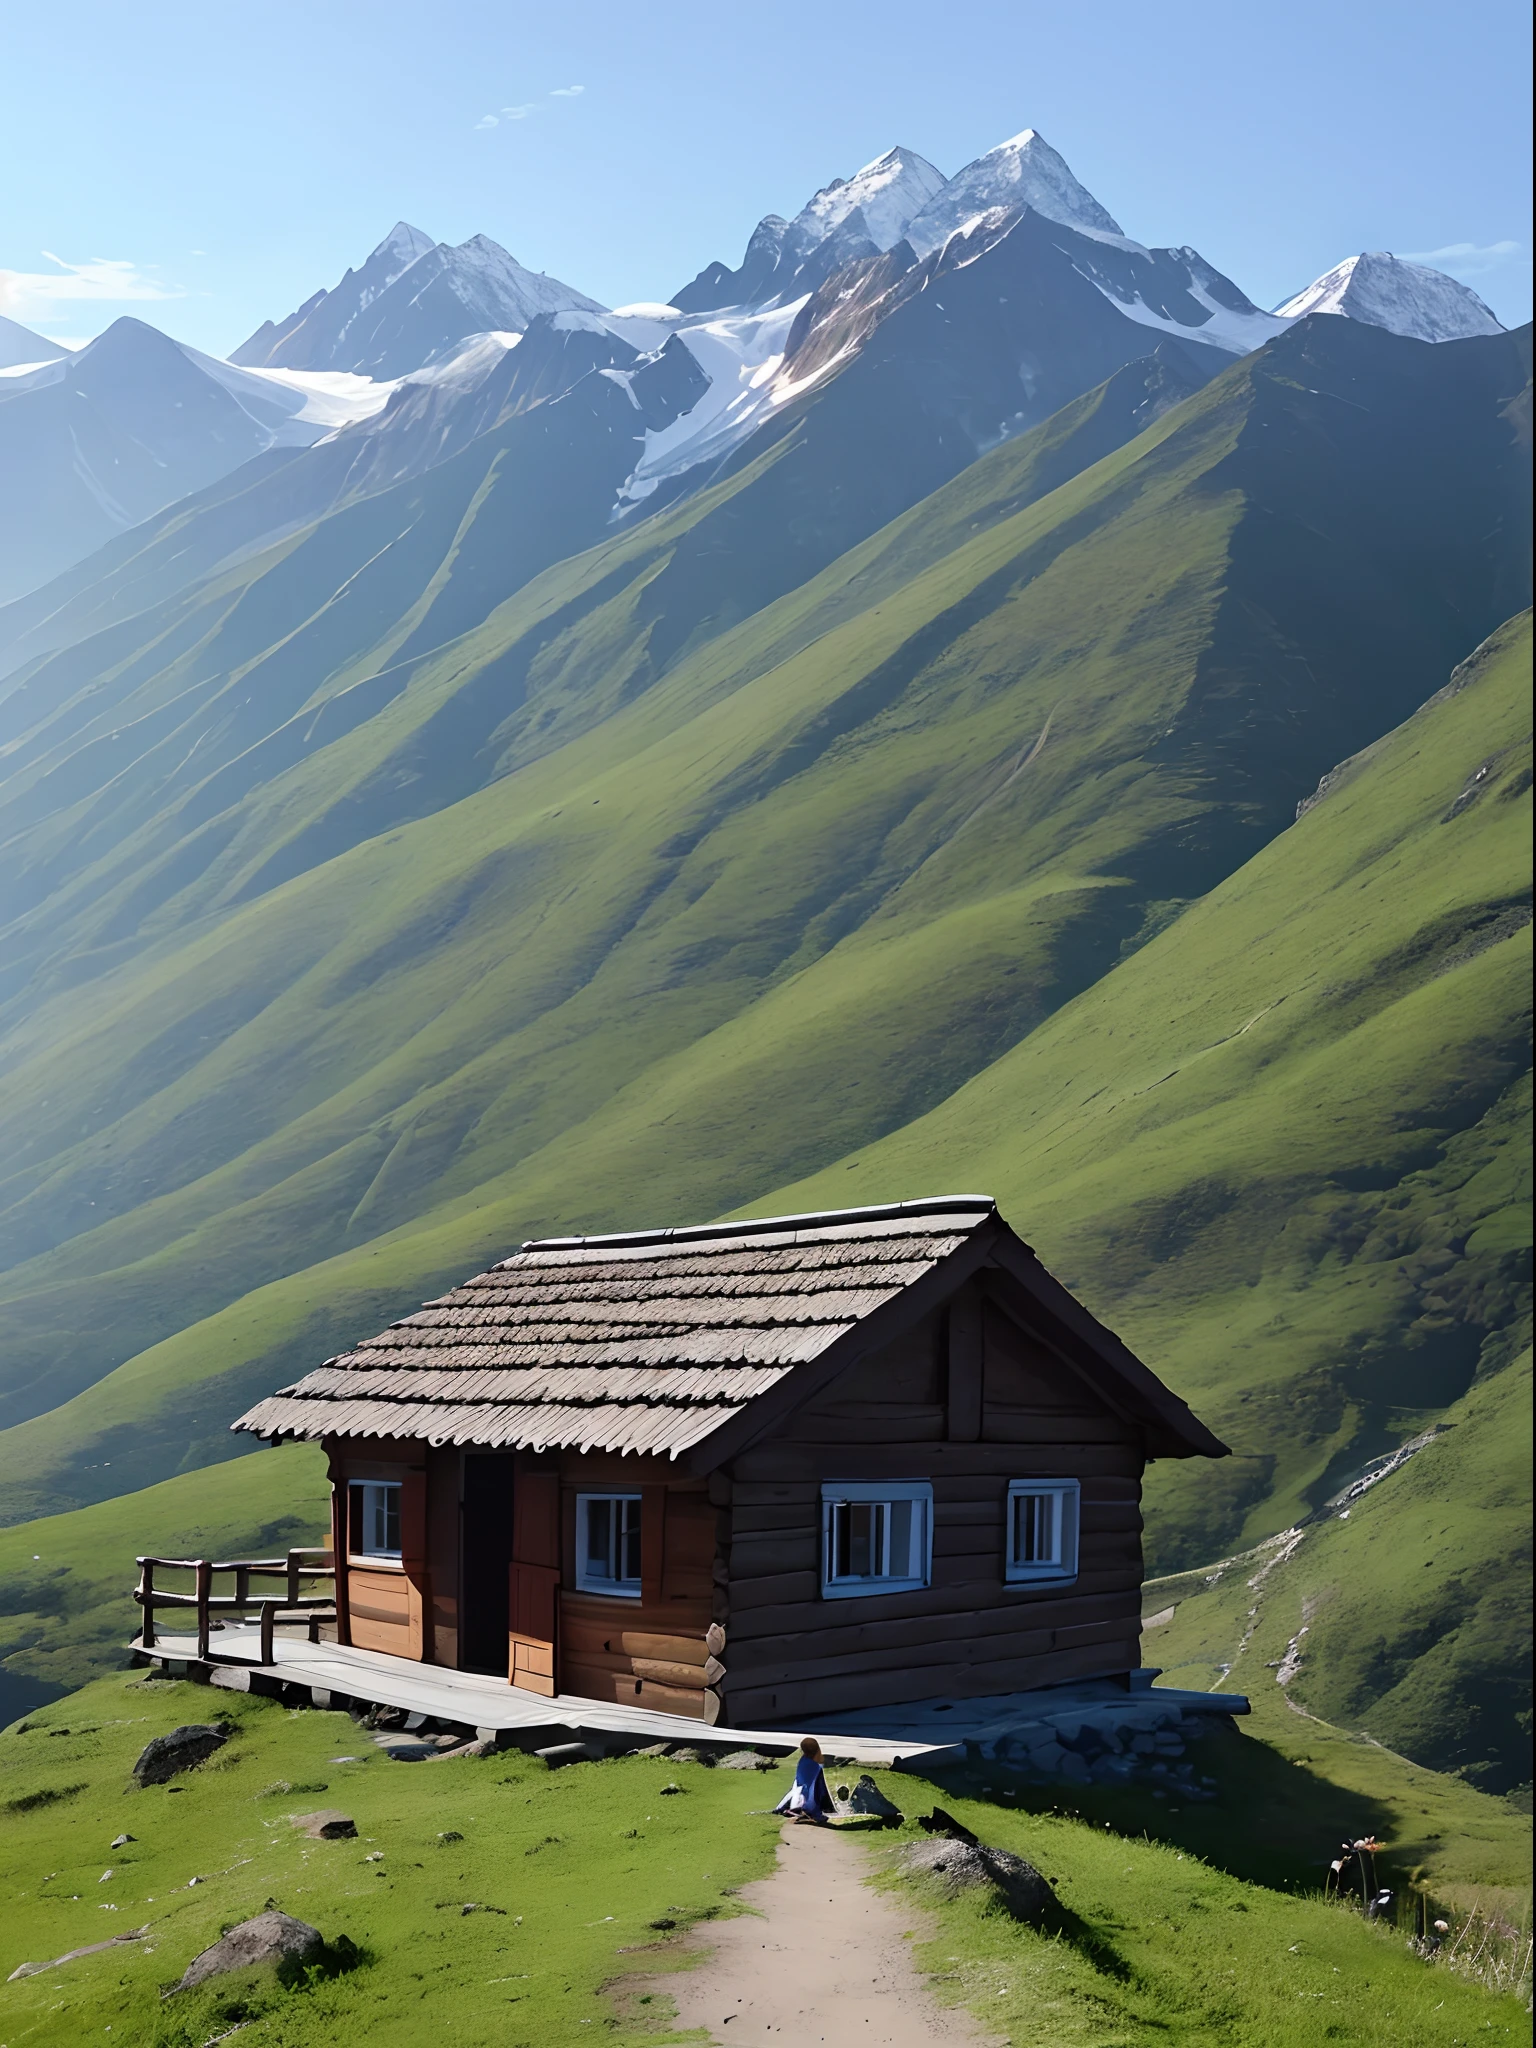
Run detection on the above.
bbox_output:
[930,1718,1399,1895]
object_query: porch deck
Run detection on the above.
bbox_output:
[133,1625,1247,1767]
[133,1626,928,1764]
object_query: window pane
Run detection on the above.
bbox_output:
[619,1498,642,1585]
[889,1497,914,1578]
[1012,1491,1064,1568]
[586,1497,613,1579]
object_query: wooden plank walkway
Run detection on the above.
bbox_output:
[134,1627,947,1766]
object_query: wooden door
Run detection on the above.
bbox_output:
[509,1469,561,1697]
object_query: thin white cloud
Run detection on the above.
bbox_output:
[0,253,184,324]
[1402,238,1525,279]
[476,87,584,131]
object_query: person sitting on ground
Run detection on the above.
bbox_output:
[773,1735,835,1824]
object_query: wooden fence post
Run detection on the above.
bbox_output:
[195,1559,212,1662]
[138,1558,156,1649]
[259,1601,276,1665]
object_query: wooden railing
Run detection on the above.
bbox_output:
[134,1549,337,1663]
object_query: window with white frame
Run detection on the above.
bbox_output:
[821,1482,932,1598]
[576,1492,643,1597]
[348,1479,401,1562]
[1005,1478,1080,1583]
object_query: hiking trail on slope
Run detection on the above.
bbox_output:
[659,1819,998,2045]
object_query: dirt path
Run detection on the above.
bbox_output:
[662,1821,997,2046]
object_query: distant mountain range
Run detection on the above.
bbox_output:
[0,128,1508,614]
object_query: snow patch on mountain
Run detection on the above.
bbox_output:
[192,352,398,438]
[600,298,810,501]
[1274,251,1505,343]
[905,129,1122,254]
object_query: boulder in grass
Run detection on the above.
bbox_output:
[916,1806,978,1845]
[176,1910,323,1991]
[841,1774,904,1826]
[535,1741,603,1769]
[900,1836,1055,1926]
[132,1723,230,1786]
[290,1810,357,1839]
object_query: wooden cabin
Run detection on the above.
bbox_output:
[233,1197,1226,1725]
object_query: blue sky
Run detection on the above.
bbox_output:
[2,0,1529,355]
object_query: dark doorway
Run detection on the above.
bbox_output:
[460,1454,517,1674]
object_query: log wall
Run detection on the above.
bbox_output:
[717,1284,1146,1724]
[554,1449,718,1718]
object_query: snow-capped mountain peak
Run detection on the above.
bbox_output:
[790,145,948,255]
[1273,251,1505,344]
[904,128,1123,254]
[234,226,605,379]
[369,221,437,278]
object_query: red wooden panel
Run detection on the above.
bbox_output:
[513,1470,561,1568]
[509,1562,559,1697]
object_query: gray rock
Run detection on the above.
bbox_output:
[900,1837,1054,1925]
[916,1807,977,1844]
[1029,1739,1065,1770]
[714,1750,766,1770]
[841,1773,903,1824]
[1057,1751,1092,1784]
[176,1910,322,1991]
[132,1723,230,1786]
[535,1741,602,1769]
[290,1810,357,1839]
[110,1834,134,1849]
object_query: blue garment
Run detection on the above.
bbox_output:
[774,1754,834,1817]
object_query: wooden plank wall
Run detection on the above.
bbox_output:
[556,1450,719,1720]
[328,1439,434,1662]
[718,1288,1145,1724]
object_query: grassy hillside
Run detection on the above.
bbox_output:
[1145,1350,1533,1800]
[0,322,1526,1523]
[763,611,1532,1546]
[0,1673,1524,2046]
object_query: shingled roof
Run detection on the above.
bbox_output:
[232,1195,1226,1463]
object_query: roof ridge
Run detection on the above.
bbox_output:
[512,1194,996,1258]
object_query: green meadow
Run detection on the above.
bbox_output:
[0,1675,1525,2047]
